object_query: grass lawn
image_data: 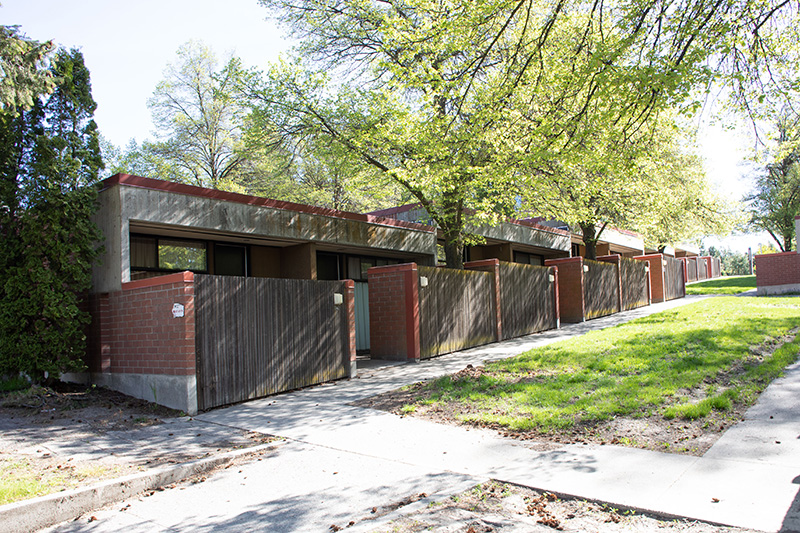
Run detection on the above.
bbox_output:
[686,275,756,295]
[0,456,121,505]
[406,296,800,434]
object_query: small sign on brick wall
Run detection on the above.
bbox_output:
[172,303,185,318]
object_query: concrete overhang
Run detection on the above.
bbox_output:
[570,226,645,255]
[103,174,436,255]
[368,204,572,254]
[93,175,438,292]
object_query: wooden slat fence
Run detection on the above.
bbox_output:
[663,256,686,301]
[697,258,709,281]
[418,266,495,359]
[686,257,699,283]
[584,259,620,319]
[498,262,557,339]
[620,257,649,310]
[712,257,721,277]
[194,275,350,410]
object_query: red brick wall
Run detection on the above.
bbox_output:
[545,257,585,322]
[755,252,800,288]
[367,263,420,361]
[634,254,665,303]
[465,259,502,341]
[87,272,196,376]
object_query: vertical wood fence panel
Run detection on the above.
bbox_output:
[584,259,620,319]
[498,262,557,339]
[663,256,686,301]
[620,257,649,310]
[686,257,699,282]
[697,258,709,281]
[712,257,721,277]
[418,266,495,359]
[195,275,350,410]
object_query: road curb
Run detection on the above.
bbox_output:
[0,441,283,533]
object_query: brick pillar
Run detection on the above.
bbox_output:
[367,263,421,361]
[344,279,357,377]
[634,254,665,303]
[465,258,502,341]
[551,266,560,328]
[545,257,585,322]
[597,254,623,313]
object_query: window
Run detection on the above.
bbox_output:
[514,251,543,266]
[214,244,247,277]
[130,234,208,273]
[317,252,341,280]
[130,235,157,269]
[158,239,207,271]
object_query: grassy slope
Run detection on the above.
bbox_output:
[416,296,800,432]
[686,275,756,295]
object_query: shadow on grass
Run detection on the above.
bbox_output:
[420,299,800,432]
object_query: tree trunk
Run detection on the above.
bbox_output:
[443,230,464,269]
[580,223,598,260]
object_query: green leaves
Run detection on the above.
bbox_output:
[746,111,800,251]
[0,47,102,382]
[254,0,797,266]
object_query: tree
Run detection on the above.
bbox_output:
[746,112,800,252]
[254,0,795,268]
[630,119,734,254]
[145,41,250,190]
[0,47,102,381]
[0,25,54,114]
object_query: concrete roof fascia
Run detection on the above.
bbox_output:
[367,203,571,239]
[100,174,436,234]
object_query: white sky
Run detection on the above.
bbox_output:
[1,0,777,254]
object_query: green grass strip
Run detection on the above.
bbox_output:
[686,275,756,295]
[416,297,800,432]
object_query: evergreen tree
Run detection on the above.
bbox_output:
[0,47,102,381]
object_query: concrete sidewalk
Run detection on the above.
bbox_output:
[41,295,800,532]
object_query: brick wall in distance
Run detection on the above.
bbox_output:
[367,263,420,361]
[634,254,665,303]
[755,252,800,292]
[87,272,196,377]
[544,257,585,322]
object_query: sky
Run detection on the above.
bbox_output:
[1,0,776,254]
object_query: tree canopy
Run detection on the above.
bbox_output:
[251,0,793,267]
[0,25,54,115]
[0,45,103,381]
[745,111,800,252]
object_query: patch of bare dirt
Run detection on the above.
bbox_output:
[362,481,755,532]
[0,382,276,504]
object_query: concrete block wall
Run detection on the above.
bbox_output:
[544,257,585,323]
[755,251,800,295]
[367,263,420,361]
[85,272,197,413]
[634,254,665,303]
